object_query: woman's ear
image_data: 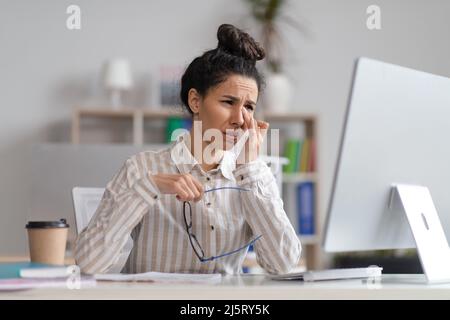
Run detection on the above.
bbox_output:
[187,88,201,115]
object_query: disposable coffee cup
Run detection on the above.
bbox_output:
[25,219,69,265]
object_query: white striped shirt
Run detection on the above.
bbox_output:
[74,133,301,275]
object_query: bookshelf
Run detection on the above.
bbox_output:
[71,107,188,145]
[71,107,321,270]
[262,112,320,270]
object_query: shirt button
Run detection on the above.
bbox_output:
[153,195,158,200]
[240,175,244,181]
[210,225,215,231]
[206,177,211,181]
[206,202,212,207]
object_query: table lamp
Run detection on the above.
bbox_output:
[103,58,133,109]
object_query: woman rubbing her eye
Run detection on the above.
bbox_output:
[74,24,301,276]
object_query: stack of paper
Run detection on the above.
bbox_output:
[270,266,383,282]
[0,277,97,291]
[0,262,96,291]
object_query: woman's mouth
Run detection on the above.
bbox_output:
[223,131,238,144]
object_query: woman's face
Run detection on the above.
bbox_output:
[189,74,258,151]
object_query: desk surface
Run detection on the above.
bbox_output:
[2,274,450,300]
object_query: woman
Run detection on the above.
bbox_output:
[74,24,301,275]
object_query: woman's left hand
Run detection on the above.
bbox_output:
[237,108,269,164]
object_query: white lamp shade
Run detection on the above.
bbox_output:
[104,59,133,90]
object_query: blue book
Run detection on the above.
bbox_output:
[0,262,55,279]
[182,118,192,131]
[296,182,315,235]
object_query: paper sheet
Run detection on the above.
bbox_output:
[94,271,222,284]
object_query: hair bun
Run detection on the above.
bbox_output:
[217,24,265,62]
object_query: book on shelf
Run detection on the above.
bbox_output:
[308,139,316,172]
[282,138,315,174]
[295,139,303,172]
[282,180,315,238]
[165,116,192,142]
[282,139,298,173]
[299,138,309,172]
[296,181,315,235]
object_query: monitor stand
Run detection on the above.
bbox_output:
[389,184,450,283]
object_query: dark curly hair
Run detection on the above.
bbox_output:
[180,24,265,116]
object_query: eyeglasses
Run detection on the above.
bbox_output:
[183,186,262,262]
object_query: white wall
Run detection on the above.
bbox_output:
[1,0,450,256]
[285,0,450,257]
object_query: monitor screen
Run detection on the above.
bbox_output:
[323,57,450,252]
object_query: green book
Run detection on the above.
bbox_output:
[166,117,183,143]
[283,139,300,173]
[295,140,303,172]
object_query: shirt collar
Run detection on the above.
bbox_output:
[170,132,236,181]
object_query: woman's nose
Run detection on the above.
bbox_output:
[230,107,244,127]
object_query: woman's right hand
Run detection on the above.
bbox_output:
[150,173,204,202]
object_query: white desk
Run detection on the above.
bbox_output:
[1,274,450,300]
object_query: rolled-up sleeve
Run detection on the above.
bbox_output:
[74,157,161,274]
[233,160,302,274]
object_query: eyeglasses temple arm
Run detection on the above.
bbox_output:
[201,234,262,262]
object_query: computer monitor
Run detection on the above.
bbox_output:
[323,58,450,258]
